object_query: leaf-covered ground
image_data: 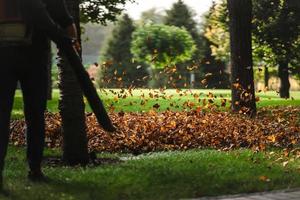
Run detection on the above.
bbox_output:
[10,106,300,153]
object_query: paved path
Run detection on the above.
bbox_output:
[190,189,300,200]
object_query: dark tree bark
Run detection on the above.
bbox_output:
[278,60,290,98]
[47,40,53,100]
[264,66,269,89]
[228,0,256,116]
[58,0,89,165]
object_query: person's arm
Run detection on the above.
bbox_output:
[21,0,76,48]
[44,0,80,51]
[21,0,68,44]
[43,0,73,28]
[66,23,81,52]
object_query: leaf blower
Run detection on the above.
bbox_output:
[4,0,117,132]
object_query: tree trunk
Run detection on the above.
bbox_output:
[58,0,89,165]
[190,72,195,89]
[149,68,167,88]
[278,60,290,98]
[228,0,256,116]
[47,40,53,100]
[264,66,269,89]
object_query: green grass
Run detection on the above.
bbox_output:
[1,146,300,200]
[11,89,300,119]
[7,90,300,199]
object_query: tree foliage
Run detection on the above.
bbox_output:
[253,0,300,98]
[199,37,230,89]
[139,8,165,25]
[99,14,148,88]
[204,0,300,97]
[164,0,203,88]
[205,0,300,65]
[131,24,196,69]
[253,0,300,63]
[79,0,135,24]
[164,0,198,39]
[204,0,230,62]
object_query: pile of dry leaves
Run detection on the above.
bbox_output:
[10,106,300,153]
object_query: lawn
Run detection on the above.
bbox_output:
[11,89,300,118]
[5,89,300,199]
[1,147,300,200]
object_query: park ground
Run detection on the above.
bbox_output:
[11,89,300,118]
[2,147,300,200]
[2,89,300,199]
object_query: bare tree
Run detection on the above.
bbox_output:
[228,0,256,116]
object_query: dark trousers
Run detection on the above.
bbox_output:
[0,45,48,172]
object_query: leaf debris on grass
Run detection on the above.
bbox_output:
[10,106,300,153]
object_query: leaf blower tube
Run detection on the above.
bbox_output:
[58,42,116,132]
[21,0,116,132]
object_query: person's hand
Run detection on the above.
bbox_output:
[72,39,81,53]
[66,23,81,52]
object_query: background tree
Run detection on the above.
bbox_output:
[99,14,148,88]
[205,0,300,97]
[199,37,230,89]
[252,0,300,98]
[164,0,229,88]
[139,8,165,25]
[131,24,196,88]
[164,0,201,88]
[47,41,53,100]
[290,37,300,81]
[204,0,230,62]
[227,0,256,116]
[79,0,134,24]
[199,3,230,89]
[204,0,275,89]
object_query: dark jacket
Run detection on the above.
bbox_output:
[21,0,74,49]
[23,0,73,29]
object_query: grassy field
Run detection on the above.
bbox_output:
[1,147,300,200]
[5,89,300,199]
[11,89,300,118]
